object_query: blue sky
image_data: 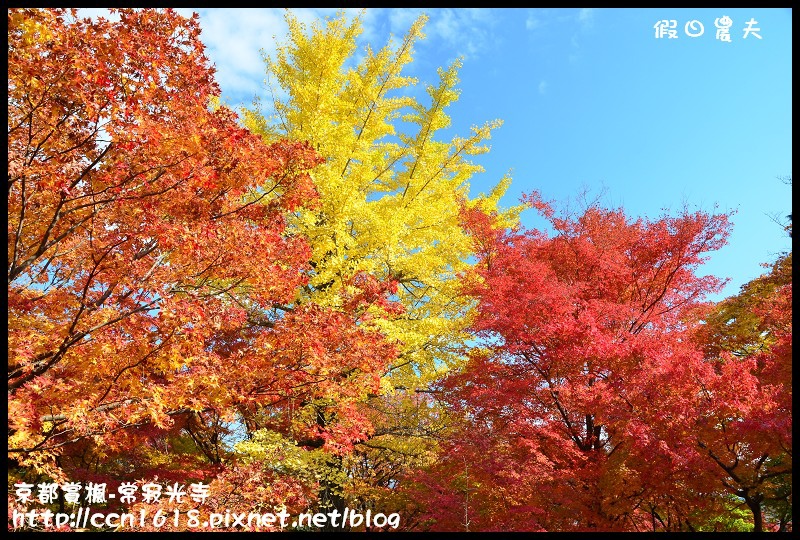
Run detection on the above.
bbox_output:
[85,8,794,301]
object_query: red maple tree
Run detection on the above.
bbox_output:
[404,193,735,531]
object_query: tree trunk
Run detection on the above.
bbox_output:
[744,495,763,533]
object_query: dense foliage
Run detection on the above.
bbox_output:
[8,8,791,532]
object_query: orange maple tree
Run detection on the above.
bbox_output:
[8,8,397,521]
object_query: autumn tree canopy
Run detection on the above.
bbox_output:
[693,250,792,532]
[8,8,397,519]
[402,194,740,531]
[239,9,520,517]
[7,7,791,533]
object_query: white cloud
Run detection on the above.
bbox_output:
[385,9,499,60]
[432,9,459,43]
[526,9,554,31]
[526,12,542,30]
[538,80,548,95]
[569,9,597,64]
[577,8,594,29]
[430,9,498,59]
[358,8,383,45]
[194,8,386,108]
[191,9,289,104]
[388,8,426,37]
[75,9,500,110]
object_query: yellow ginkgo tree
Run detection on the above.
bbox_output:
[239,9,520,517]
